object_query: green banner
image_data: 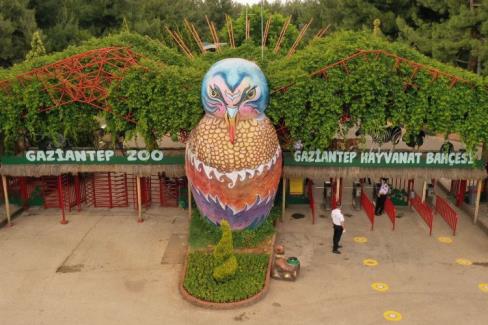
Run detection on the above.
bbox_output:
[0,149,484,169]
[0,149,185,165]
[285,150,484,169]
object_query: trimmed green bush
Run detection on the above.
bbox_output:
[213,255,238,283]
[212,220,237,282]
[213,220,234,263]
[184,252,268,303]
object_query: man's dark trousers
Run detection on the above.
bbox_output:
[375,194,387,215]
[333,225,343,251]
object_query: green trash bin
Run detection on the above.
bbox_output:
[179,187,188,209]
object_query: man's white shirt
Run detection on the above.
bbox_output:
[331,208,344,226]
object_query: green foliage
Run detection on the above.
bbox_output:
[213,220,234,263]
[188,207,278,249]
[0,0,37,66]
[267,30,488,152]
[219,7,299,52]
[213,254,238,282]
[184,252,268,303]
[1,30,487,153]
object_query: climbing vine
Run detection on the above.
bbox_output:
[0,30,487,154]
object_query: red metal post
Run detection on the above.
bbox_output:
[307,179,316,224]
[331,178,337,209]
[107,172,113,209]
[57,175,68,224]
[456,180,467,206]
[74,174,81,212]
[123,173,129,206]
[18,177,29,208]
[385,198,396,231]
[361,191,375,230]
[339,177,343,206]
[160,175,164,206]
[92,174,97,207]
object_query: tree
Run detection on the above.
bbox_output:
[397,0,487,75]
[25,30,46,60]
[0,0,37,67]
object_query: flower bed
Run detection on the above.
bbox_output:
[183,252,269,303]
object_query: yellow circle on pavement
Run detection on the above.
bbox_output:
[456,258,472,266]
[354,236,368,243]
[384,310,402,321]
[371,282,389,292]
[363,258,379,267]
[437,236,453,244]
[479,283,488,293]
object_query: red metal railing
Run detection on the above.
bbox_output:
[435,195,458,236]
[40,175,72,224]
[384,197,396,231]
[455,179,467,207]
[307,179,316,224]
[140,176,152,208]
[155,175,179,207]
[361,190,375,230]
[331,178,337,209]
[410,193,434,235]
[86,172,133,208]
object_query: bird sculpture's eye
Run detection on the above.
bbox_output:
[246,88,256,99]
[209,88,218,98]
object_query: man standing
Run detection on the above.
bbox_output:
[375,178,389,215]
[331,204,345,254]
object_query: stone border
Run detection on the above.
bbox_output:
[179,234,276,309]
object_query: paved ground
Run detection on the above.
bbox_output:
[0,198,487,325]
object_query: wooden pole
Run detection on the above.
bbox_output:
[136,176,143,223]
[188,180,192,219]
[2,175,11,226]
[262,17,272,47]
[184,19,206,54]
[274,16,291,54]
[421,180,427,203]
[474,179,483,224]
[281,177,286,222]
[226,15,236,48]
[287,18,313,58]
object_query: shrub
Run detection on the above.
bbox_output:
[212,220,238,282]
[213,220,234,263]
[212,255,238,282]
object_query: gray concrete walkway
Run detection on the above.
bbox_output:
[0,202,487,325]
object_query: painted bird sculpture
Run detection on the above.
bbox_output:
[185,58,282,230]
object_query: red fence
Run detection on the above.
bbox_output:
[410,193,434,235]
[2,173,185,224]
[384,197,396,231]
[435,195,458,236]
[361,191,375,230]
[307,179,316,224]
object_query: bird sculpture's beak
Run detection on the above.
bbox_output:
[225,107,238,144]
